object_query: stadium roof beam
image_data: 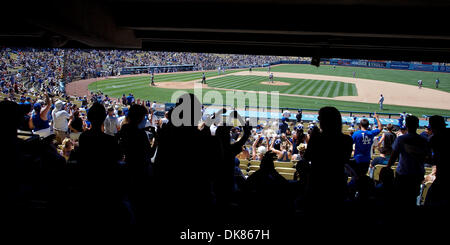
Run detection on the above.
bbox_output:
[3,0,450,62]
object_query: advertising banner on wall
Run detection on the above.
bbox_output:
[411,64,434,71]
[368,62,387,68]
[350,60,368,66]
[390,62,410,69]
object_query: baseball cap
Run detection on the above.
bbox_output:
[55,100,65,110]
[257,146,267,155]
[33,103,41,110]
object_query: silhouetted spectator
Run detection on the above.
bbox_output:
[243,151,292,221]
[375,166,395,205]
[117,104,154,222]
[303,107,353,218]
[425,115,450,207]
[153,93,220,225]
[387,115,431,207]
[77,102,123,223]
[419,125,433,142]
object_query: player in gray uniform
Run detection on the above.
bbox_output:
[269,73,274,83]
[435,78,440,88]
[202,72,206,84]
[151,72,155,86]
[379,94,384,110]
[418,79,423,89]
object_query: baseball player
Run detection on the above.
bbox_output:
[379,94,384,110]
[269,73,274,83]
[249,66,252,73]
[151,71,155,86]
[435,78,440,88]
[353,71,356,78]
[202,72,206,84]
[418,79,423,89]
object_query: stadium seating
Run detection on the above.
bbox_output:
[239,164,249,171]
[249,160,261,166]
[274,161,294,168]
[275,167,296,174]
[249,165,260,171]
[279,172,295,180]
[239,159,249,166]
[373,164,386,182]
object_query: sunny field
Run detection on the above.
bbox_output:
[88,69,450,117]
[254,64,450,92]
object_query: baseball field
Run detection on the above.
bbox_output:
[68,64,450,117]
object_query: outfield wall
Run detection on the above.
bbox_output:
[322,58,450,73]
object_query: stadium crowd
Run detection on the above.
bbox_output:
[1,88,449,232]
[1,47,449,234]
[1,47,305,87]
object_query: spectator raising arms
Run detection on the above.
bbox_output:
[269,134,293,162]
[352,113,382,177]
[29,93,52,136]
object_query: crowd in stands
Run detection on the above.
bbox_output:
[1,47,305,88]
[1,88,449,232]
[1,47,449,234]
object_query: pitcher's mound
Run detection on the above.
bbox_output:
[260,81,290,86]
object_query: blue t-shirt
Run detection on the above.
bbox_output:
[279,122,288,134]
[352,128,381,163]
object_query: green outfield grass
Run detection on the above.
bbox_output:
[90,70,240,92]
[88,71,450,117]
[206,75,357,97]
[255,64,450,92]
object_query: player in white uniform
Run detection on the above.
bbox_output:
[269,73,274,83]
[418,79,423,89]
